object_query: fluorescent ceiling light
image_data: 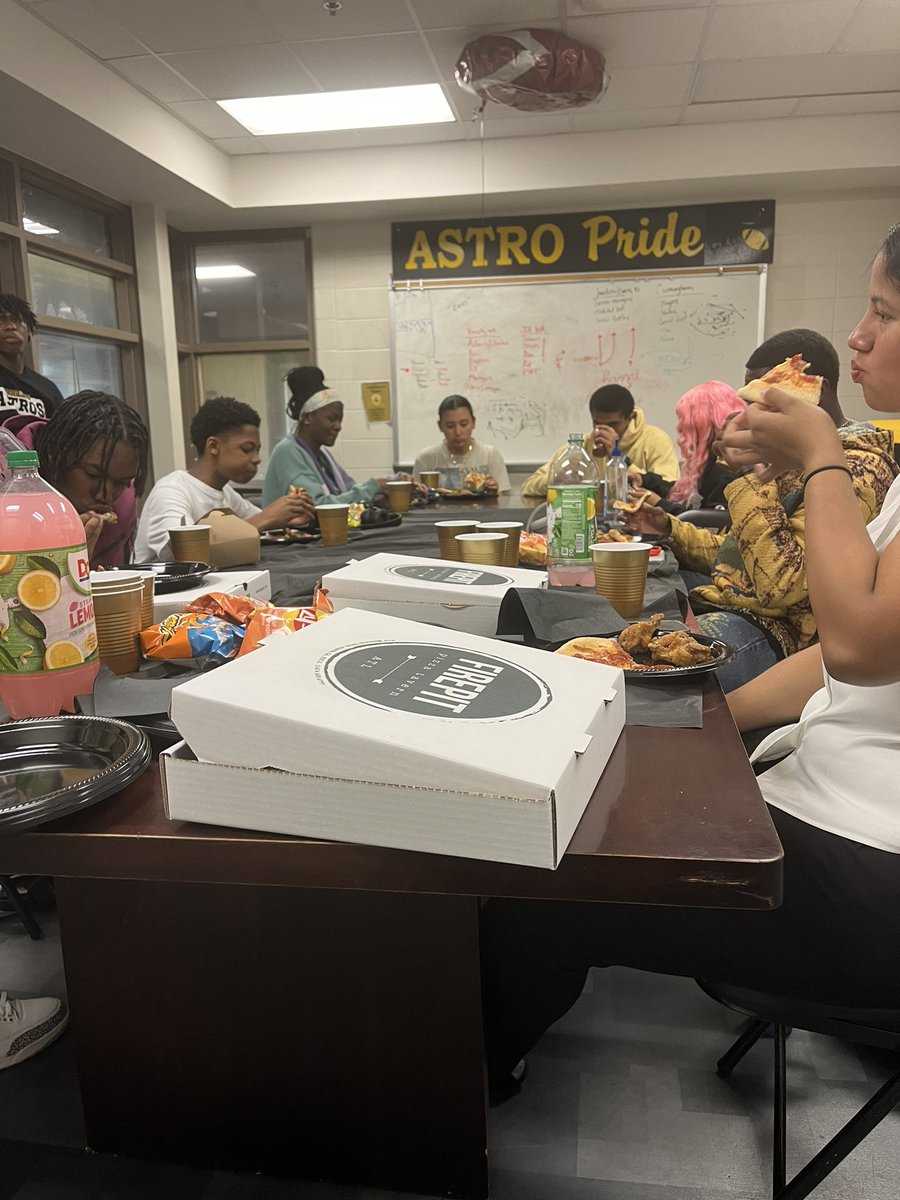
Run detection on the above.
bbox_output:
[218,84,454,135]
[23,217,60,236]
[195,265,256,280]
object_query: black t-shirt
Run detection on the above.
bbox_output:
[0,364,64,422]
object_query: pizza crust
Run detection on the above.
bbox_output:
[612,492,652,515]
[737,355,823,406]
[555,637,635,669]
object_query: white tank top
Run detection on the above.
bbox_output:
[752,473,900,853]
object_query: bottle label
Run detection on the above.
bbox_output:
[0,544,98,675]
[547,485,597,562]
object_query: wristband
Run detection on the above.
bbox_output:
[801,464,852,493]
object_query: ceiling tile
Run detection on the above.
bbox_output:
[355,124,467,145]
[106,54,203,102]
[702,0,859,59]
[31,0,147,59]
[91,0,278,53]
[289,34,437,90]
[837,0,900,53]
[257,131,364,153]
[693,52,900,102]
[412,0,560,29]
[254,0,416,40]
[160,44,315,100]
[481,113,573,138]
[167,100,249,138]
[796,92,900,116]
[683,98,797,123]
[211,135,268,155]
[568,0,710,10]
[567,8,708,66]
[569,106,681,131]
[600,63,694,111]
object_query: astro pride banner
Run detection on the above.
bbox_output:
[392,199,774,281]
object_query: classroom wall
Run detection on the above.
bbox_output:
[310,189,899,482]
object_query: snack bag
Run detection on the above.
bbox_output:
[518,531,547,565]
[139,612,244,664]
[237,587,334,657]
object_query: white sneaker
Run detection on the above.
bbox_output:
[0,991,68,1069]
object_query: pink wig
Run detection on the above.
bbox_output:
[667,381,746,504]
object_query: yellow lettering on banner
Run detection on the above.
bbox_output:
[496,226,530,266]
[437,228,465,269]
[681,224,704,257]
[531,223,564,264]
[465,226,497,267]
[405,230,437,271]
[617,227,638,258]
[582,214,617,261]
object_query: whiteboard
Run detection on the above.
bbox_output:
[392,269,766,466]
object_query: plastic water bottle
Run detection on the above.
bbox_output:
[0,450,99,718]
[604,438,629,523]
[546,434,600,587]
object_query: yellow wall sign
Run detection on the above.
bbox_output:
[362,381,391,423]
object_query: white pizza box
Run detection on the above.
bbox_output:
[151,569,271,622]
[321,552,546,636]
[164,607,625,869]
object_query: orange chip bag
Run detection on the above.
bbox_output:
[139,612,244,664]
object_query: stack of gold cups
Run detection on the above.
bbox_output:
[419,471,439,489]
[88,570,144,676]
[589,542,652,618]
[435,520,477,560]
[476,521,522,567]
[454,532,508,565]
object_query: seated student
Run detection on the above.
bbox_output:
[628,381,747,514]
[413,395,510,493]
[263,384,411,508]
[522,384,679,497]
[3,390,149,567]
[0,990,68,1070]
[625,328,898,691]
[0,292,64,422]
[135,396,313,562]
[481,227,900,1106]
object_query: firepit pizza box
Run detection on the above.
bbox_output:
[321,553,546,636]
[164,608,624,869]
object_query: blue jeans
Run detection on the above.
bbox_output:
[694,610,780,691]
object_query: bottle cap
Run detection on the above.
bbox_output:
[6,450,39,467]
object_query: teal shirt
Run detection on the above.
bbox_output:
[261,436,381,507]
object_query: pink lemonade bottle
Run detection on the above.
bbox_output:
[0,450,99,719]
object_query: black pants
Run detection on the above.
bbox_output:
[480,808,900,1081]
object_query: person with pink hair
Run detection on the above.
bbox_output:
[630,381,746,513]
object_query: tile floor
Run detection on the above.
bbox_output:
[1,908,898,1200]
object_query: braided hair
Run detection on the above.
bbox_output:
[34,390,150,496]
[286,365,325,421]
[0,293,37,333]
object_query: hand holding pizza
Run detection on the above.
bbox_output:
[621,502,671,538]
[723,391,844,479]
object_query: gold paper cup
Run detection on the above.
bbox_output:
[383,480,412,514]
[169,525,210,562]
[477,521,523,568]
[140,576,154,629]
[89,570,142,591]
[315,504,350,547]
[589,542,652,618]
[419,471,439,489]
[100,646,141,676]
[435,520,477,560]
[455,532,507,565]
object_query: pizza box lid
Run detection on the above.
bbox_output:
[321,553,546,608]
[170,607,624,805]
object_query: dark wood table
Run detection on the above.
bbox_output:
[0,679,781,1198]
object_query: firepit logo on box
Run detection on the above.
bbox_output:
[387,565,510,587]
[320,640,551,721]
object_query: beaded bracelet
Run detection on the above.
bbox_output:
[801,464,852,493]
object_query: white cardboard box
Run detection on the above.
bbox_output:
[321,552,546,636]
[164,608,625,868]
[152,569,271,621]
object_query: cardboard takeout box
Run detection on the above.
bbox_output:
[198,508,261,569]
[321,552,547,636]
[163,607,625,868]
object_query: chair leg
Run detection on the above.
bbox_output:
[0,875,43,940]
[776,1066,900,1200]
[772,1023,787,1195]
[717,1017,769,1077]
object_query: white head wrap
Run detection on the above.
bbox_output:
[301,388,340,417]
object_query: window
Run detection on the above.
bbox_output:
[21,182,111,257]
[198,350,305,472]
[28,254,118,328]
[37,332,123,396]
[195,240,309,343]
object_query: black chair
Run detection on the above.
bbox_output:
[0,875,44,939]
[678,507,730,530]
[697,981,900,1200]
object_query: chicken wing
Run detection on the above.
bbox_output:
[648,631,712,668]
[618,612,664,653]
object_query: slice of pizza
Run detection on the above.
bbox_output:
[612,492,652,515]
[737,355,823,406]
[554,637,635,669]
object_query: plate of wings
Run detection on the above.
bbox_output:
[553,612,735,679]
